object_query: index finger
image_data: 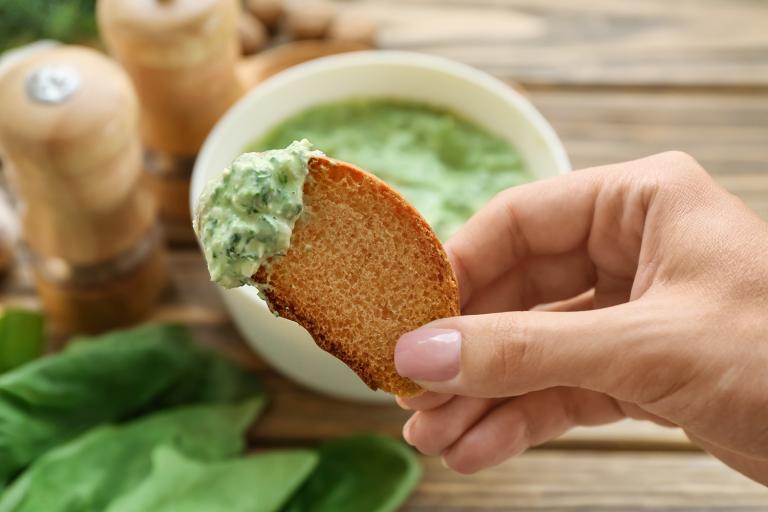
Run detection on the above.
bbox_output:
[445,168,602,308]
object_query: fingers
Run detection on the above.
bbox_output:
[461,249,596,315]
[534,289,595,312]
[445,153,683,309]
[402,396,502,456]
[446,170,602,308]
[396,392,453,411]
[396,302,664,401]
[442,388,624,474]
[401,387,625,474]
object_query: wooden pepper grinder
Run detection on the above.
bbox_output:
[0,46,168,336]
[98,0,244,242]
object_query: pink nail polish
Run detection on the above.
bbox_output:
[395,328,461,381]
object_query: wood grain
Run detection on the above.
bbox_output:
[404,451,768,511]
[528,89,768,217]
[336,0,768,88]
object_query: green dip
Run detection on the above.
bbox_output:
[193,140,322,289]
[250,99,530,240]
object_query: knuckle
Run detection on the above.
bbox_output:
[474,314,533,393]
[658,150,699,168]
[490,186,515,206]
[625,151,711,206]
[655,151,707,183]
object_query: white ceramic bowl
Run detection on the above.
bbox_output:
[191,51,570,403]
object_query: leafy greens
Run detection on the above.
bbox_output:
[0,309,44,374]
[0,399,264,512]
[0,323,261,484]
[106,446,317,512]
[283,435,422,512]
[0,0,98,52]
[0,322,422,511]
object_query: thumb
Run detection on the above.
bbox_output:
[394,302,662,399]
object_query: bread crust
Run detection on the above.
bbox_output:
[254,156,460,397]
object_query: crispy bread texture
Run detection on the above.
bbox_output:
[254,156,460,396]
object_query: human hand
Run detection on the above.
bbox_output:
[394,152,768,484]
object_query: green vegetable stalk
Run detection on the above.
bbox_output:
[0,308,45,373]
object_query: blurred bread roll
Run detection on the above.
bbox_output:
[329,10,377,46]
[239,12,268,54]
[285,0,335,40]
[245,0,284,28]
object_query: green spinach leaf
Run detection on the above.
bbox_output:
[0,0,98,51]
[0,323,262,484]
[0,399,264,512]
[282,435,422,512]
[107,446,317,512]
[0,309,44,374]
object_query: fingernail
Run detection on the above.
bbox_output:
[395,396,412,410]
[402,416,416,445]
[395,328,461,381]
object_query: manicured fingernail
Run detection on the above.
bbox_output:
[395,328,461,381]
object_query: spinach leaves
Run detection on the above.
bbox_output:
[0,323,260,484]
[0,400,264,512]
[0,309,44,374]
[107,447,317,512]
[283,435,422,512]
[0,0,98,51]
[0,323,422,511]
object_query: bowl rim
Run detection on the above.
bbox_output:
[191,49,571,304]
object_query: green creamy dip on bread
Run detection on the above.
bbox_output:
[193,140,322,289]
[193,143,460,396]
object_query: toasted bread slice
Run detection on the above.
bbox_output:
[255,156,460,396]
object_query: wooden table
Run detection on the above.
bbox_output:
[3,0,768,509]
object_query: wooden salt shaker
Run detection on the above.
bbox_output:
[0,46,168,335]
[98,0,244,242]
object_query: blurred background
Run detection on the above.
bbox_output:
[0,1,766,510]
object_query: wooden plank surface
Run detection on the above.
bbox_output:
[404,451,768,511]
[341,0,768,88]
[529,90,768,217]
